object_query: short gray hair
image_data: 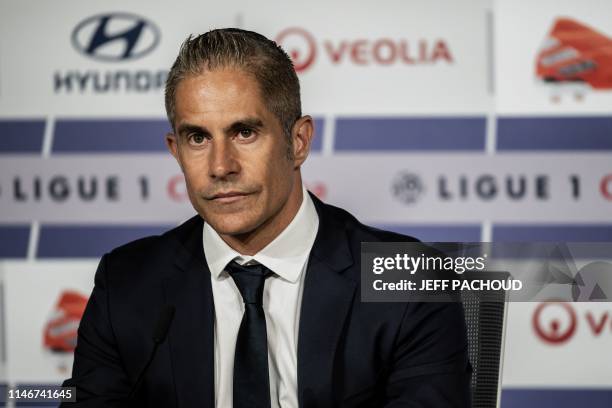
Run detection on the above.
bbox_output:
[164,28,302,149]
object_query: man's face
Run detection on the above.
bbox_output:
[166,69,309,239]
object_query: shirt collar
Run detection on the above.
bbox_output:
[203,184,319,283]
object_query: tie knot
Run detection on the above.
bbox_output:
[225,261,272,305]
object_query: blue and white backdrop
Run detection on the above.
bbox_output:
[1,0,611,406]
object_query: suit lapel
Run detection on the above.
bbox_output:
[161,195,356,408]
[163,216,215,408]
[298,194,357,407]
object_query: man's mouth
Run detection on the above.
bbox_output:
[208,191,252,204]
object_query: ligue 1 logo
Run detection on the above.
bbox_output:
[391,171,424,204]
[71,12,161,62]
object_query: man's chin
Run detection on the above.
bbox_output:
[203,214,259,237]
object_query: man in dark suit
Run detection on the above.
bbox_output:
[62,28,471,407]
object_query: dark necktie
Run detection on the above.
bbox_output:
[225,260,273,408]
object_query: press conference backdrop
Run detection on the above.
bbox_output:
[1,0,611,406]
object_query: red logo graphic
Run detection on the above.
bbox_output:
[276,27,453,73]
[167,174,188,202]
[43,290,88,353]
[532,301,577,345]
[536,18,612,101]
[600,174,612,201]
[275,28,317,72]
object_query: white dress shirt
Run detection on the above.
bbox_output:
[203,185,319,408]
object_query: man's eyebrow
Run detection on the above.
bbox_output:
[176,123,210,138]
[175,118,264,138]
[224,118,264,134]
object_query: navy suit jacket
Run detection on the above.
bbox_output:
[62,193,471,407]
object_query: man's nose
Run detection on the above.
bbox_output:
[208,139,240,179]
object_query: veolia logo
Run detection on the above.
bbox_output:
[275,28,317,72]
[71,12,161,62]
[275,27,453,73]
[532,301,577,345]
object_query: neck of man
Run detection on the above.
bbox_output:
[219,174,305,256]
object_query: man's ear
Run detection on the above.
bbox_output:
[165,132,184,172]
[291,115,314,168]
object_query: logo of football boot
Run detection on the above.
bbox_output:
[536,18,612,102]
[43,290,88,353]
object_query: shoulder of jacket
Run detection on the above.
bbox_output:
[322,201,420,243]
[105,215,201,263]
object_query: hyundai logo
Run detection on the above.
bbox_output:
[71,12,160,62]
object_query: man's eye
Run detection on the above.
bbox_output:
[189,134,206,145]
[238,129,254,139]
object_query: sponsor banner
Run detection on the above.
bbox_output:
[496,0,612,113]
[0,154,193,223]
[208,0,492,114]
[0,0,491,116]
[1,261,96,383]
[1,154,612,223]
[0,0,236,116]
[502,301,612,387]
[303,154,612,223]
